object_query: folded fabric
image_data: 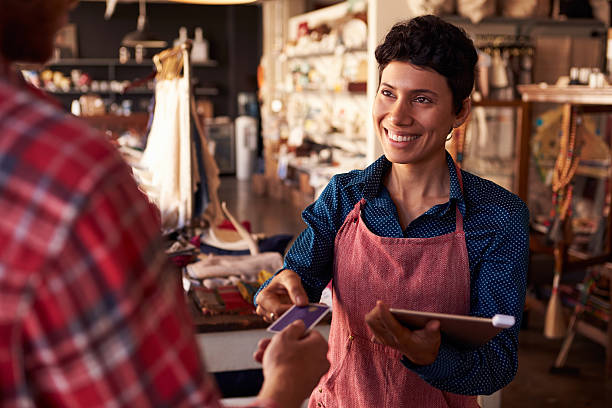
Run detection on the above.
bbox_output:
[186,252,284,279]
[217,219,252,233]
[216,285,256,315]
[236,280,260,304]
[199,234,293,256]
[192,287,225,315]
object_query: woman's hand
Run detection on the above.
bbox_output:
[255,269,309,323]
[365,300,441,366]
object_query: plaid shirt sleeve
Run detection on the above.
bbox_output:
[21,162,228,407]
[0,81,276,408]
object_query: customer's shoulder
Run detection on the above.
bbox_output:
[0,81,124,193]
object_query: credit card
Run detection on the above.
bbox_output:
[266,303,330,333]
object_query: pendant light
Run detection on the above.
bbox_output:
[121,0,167,48]
[167,1,258,4]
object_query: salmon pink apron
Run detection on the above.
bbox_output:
[310,168,478,408]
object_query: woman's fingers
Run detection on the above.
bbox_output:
[255,269,308,322]
[257,269,308,321]
[281,272,309,306]
[365,301,401,347]
[256,305,276,323]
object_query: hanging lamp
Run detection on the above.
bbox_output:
[167,1,258,4]
[121,0,167,48]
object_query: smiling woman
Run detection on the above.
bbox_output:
[254,14,531,408]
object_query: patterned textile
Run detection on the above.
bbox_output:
[0,79,271,408]
[256,151,530,395]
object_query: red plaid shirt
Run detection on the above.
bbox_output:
[0,79,273,408]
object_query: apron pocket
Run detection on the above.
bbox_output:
[322,333,354,391]
[317,334,396,407]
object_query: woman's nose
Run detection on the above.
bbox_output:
[388,100,414,126]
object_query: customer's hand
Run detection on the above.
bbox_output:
[257,320,330,408]
[255,269,308,323]
[365,300,441,366]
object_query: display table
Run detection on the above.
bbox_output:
[196,322,330,373]
[190,299,331,373]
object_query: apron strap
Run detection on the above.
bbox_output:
[454,162,464,233]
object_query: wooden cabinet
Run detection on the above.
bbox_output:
[448,99,531,202]
[519,84,612,377]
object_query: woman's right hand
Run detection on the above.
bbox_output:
[255,269,309,322]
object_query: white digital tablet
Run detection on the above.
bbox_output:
[389,308,515,347]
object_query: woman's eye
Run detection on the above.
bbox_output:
[381,89,394,98]
[414,96,432,104]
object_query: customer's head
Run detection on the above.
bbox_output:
[0,0,78,63]
[375,15,477,114]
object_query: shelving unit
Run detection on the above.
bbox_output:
[519,84,612,378]
[449,99,531,202]
[30,57,221,112]
[48,58,219,67]
[257,0,373,198]
[46,58,218,81]
[46,86,219,96]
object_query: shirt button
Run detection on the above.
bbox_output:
[348,334,354,341]
[317,403,322,407]
[319,387,323,393]
[353,217,358,223]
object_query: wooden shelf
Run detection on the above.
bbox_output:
[45,58,219,68]
[518,84,612,105]
[286,46,367,60]
[47,86,219,97]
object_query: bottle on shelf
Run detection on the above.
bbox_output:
[191,27,209,63]
[174,26,188,48]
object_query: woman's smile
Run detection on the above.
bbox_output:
[384,127,422,143]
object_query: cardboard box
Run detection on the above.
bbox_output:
[298,172,310,192]
[251,173,267,196]
[291,187,314,209]
[267,177,283,200]
[264,157,278,179]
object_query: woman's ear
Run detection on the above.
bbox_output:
[453,97,472,128]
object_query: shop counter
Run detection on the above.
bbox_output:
[192,310,330,373]
[192,311,498,408]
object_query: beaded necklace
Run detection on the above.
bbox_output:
[552,104,582,221]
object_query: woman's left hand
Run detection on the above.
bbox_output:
[365,300,441,366]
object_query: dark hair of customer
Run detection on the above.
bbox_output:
[374,14,478,114]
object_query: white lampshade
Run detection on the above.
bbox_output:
[168,0,258,4]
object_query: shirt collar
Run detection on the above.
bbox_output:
[360,151,466,217]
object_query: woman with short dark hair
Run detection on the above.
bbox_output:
[256,15,529,407]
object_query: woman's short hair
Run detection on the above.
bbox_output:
[374,15,478,114]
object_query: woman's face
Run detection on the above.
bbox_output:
[373,61,469,166]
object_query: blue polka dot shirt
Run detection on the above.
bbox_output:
[257,151,530,395]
